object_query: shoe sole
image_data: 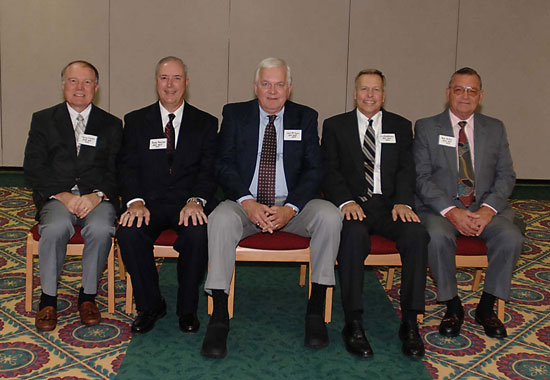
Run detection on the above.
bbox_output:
[200,349,227,359]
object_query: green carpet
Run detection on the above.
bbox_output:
[116,262,431,379]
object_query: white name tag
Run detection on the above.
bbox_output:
[438,135,456,147]
[78,134,97,147]
[284,130,302,141]
[380,133,396,143]
[150,138,167,149]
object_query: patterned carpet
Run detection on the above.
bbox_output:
[0,187,548,379]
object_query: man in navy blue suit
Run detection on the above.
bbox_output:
[201,57,342,359]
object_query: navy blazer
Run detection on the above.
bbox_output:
[321,109,415,208]
[24,102,122,215]
[216,99,322,210]
[119,102,218,210]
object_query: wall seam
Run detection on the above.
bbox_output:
[344,0,352,111]
[454,0,461,70]
[226,0,231,105]
[108,0,112,112]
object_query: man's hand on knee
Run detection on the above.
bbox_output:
[241,199,274,232]
[54,192,80,214]
[121,201,150,228]
[471,206,496,236]
[444,207,480,236]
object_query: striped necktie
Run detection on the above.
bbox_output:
[359,118,375,202]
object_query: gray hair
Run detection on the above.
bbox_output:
[254,57,292,85]
[155,56,188,77]
[61,60,99,83]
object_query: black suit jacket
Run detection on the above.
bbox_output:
[321,109,415,208]
[119,102,218,211]
[24,102,122,215]
[216,99,322,210]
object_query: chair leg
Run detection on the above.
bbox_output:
[417,314,424,324]
[324,287,333,323]
[25,234,35,312]
[228,267,235,319]
[497,299,505,321]
[299,264,306,286]
[107,240,115,314]
[385,268,395,290]
[116,243,126,281]
[472,269,482,291]
[125,273,134,314]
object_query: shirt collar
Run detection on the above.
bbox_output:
[449,109,474,128]
[259,105,285,121]
[356,108,382,125]
[66,103,92,125]
[159,101,185,124]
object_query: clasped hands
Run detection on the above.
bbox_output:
[242,199,296,234]
[341,201,420,223]
[445,206,495,237]
[120,200,207,228]
[55,192,101,219]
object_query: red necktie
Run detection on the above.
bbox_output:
[257,115,277,206]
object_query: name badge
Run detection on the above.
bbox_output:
[438,135,456,147]
[284,130,302,141]
[78,134,97,147]
[380,133,396,143]
[150,138,167,150]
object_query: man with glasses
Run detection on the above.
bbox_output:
[24,60,122,331]
[413,67,523,339]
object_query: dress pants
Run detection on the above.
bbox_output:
[204,199,343,294]
[420,206,523,302]
[38,200,116,296]
[117,201,208,315]
[338,196,428,314]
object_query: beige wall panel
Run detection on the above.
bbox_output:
[457,0,550,179]
[110,0,229,121]
[348,0,459,123]
[0,0,110,166]
[228,0,350,128]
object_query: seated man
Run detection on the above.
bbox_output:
[24,60,122,331]
[117,56,218,335]
[413,67,524,339]
[322,69,428,358]
[201,57,343,359]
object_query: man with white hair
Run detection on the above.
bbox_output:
[201,57,342,359]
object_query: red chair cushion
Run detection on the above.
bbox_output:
[30,223,84,244]
[456,236,488,255]
[154,229,178,246]
[370,235,398,254]
[239,232,310,250]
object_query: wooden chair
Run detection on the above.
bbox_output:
[123,229,179,314]
[207,231,333,323]
[25,224,115,313]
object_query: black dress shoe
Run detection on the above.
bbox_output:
[475,310,507,339]
[342,320,373,358]
[399,322,425,358]
[201,320,229,359]
[439,311,464,337]
[304,314,329,348]
[179,313,200,334]
[131,299,167,334]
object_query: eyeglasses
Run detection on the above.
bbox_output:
[450,86,480,96]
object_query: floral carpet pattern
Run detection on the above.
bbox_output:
[0,187,548,379]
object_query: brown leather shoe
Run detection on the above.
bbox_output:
[79,301,101,326]
[35,306,57,331]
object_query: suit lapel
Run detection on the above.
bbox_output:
[244,100,261,181]
[54,103,78,159]
[438,111,458,179]
[78,105,102,162]
[473,113,487,184]
[344,109,364,178]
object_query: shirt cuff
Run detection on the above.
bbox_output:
[338,200,355,210]
[284,203,300,214]
[394,204,412,210]
[186,197,207,207]
[481,203,498,214]
[441,206,455,217]
[127,198,145,208]
[237,195,254,205]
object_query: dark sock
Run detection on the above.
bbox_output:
[78,287,96,306]
[211,289,229,324]
[39,292,57,310]
[446,295,463,316]
[402,309,418,326]
[477,292,496,317]
[344,309,362,324]
[306,283,327,316]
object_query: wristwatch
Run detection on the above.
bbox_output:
[95,191,105,200]
[187,197,205,207]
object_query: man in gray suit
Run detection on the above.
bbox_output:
[413,67,523,339]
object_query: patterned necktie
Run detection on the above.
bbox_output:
[75,114,85,155]
[360,118,375,202]
[165,113,176,173]
[257,115,277,206]
[458,120,475,206]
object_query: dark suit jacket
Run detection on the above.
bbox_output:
[24,102,122,215]
[216,99,321,210]
[321,109,415,208]
[119,102,218,211]
[413,110,516,214]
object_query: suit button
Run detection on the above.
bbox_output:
[75,177,80,181]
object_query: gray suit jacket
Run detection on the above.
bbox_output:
[413,110,516,215]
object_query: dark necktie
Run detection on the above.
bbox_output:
[165,113,176,174]
[257,115,277,206]
[458,120,475,206]
[359,118,375,202]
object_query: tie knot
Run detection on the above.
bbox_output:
[268,115,277,124]
[168,113,176,122]
[77,114,84,122]
[458,121,467,129]
[368,119,373,127]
